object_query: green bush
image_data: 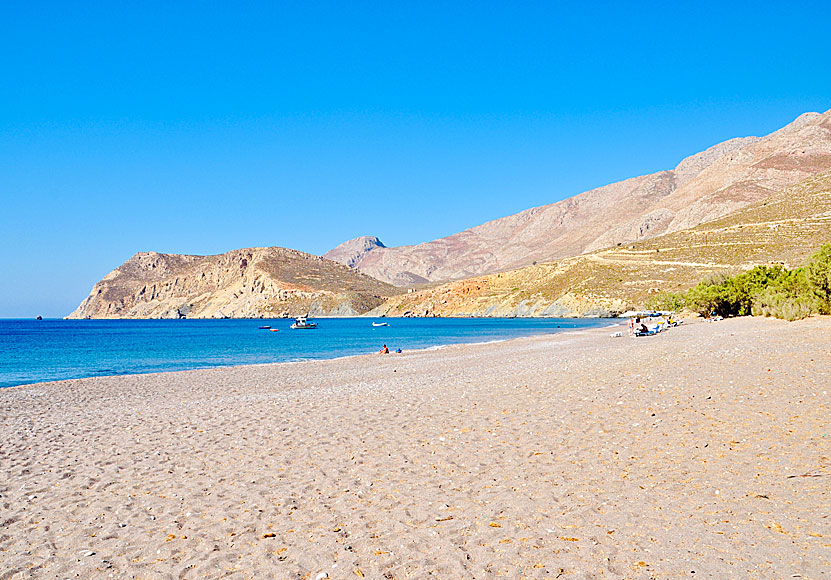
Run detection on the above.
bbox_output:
[682,261,822,319]
[806,243,831,314]
[639,243,831,321]
[685,281,734,317]
[752,268,813,320]
[682,266,784,317]
[644,291,686,312]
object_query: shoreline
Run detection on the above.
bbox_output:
[1,317,622,391]
[4,314,623,321]
[2,315,828,578]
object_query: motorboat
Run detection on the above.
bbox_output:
[290,315,317,329]
[372,322,389,327]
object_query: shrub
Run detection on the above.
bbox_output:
[806,243,831,314]
[639,242,831,321]
[644,291,686,312]
[685,281,734,317]
[685,264,796,318]
[752,268,813,320]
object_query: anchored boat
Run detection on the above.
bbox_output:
[290,315,317,329]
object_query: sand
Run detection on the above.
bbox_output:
[1,316,829,579]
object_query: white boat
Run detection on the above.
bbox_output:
[372,322,389,327]
[290,316,317,329]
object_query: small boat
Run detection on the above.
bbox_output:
[372,322,389,327]
[258,325,271,329]
[290,315,317,329]
[269,328,280,332]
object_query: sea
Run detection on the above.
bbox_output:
[0,317,617,389]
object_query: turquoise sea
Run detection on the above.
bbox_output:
[0,317,616,388]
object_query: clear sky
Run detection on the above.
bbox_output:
[2,1,830,317]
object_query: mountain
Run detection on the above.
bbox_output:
[329,110,831,286]
[323,236,386,268]
[368,170,831,317]
[68,247,401,319]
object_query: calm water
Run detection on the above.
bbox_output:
[0,317,616,388]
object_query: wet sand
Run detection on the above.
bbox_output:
[1,316,829,579]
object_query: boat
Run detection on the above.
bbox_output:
[269,328,280,332]
[372,322,389,327]
[258,325,271,329]
[290,315,317,329]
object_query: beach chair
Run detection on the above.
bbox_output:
[634,326,658,337]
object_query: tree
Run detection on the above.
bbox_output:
[685,280,733,317]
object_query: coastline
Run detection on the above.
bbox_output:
[1,317,618,390]
[5,320,621,391]
[1,315,828,578]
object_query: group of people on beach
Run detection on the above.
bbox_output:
[627,313,679,336]
[378,344,402,354]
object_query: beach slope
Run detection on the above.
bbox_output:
[1,316,829,578]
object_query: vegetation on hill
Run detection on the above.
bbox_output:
[647,243,831,320]
[371,170,831,318]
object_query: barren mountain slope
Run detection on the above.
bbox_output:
[331,110,831,286]
[370,170,831,317]
[68,247,401,319]
[323,236,385,268]
[648,111,831,233]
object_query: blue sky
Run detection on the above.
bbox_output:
[2,1,830,317]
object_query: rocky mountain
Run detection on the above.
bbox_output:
[329,110,831,286]
[68,247,401,319]
[323,236,386,268]
[369,170,831,317]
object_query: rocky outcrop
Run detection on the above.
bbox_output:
[331,110,831,286]
[68,247,401,319]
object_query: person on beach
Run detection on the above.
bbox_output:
[379,344,389,354]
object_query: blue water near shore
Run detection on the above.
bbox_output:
[0,317,616,388]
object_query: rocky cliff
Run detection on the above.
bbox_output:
[330,110,831,286]
[368,170,831,317]
[68,247,401,319]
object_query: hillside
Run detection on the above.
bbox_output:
[329,110,831,286]
[68,247,401,319]
[369,170,831,317]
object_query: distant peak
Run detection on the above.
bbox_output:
[795,111,822,122]
[323,236,386,268]
[351,235,386,248]
[766,110,825,139]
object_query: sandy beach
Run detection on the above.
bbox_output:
[1,316,829,579]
